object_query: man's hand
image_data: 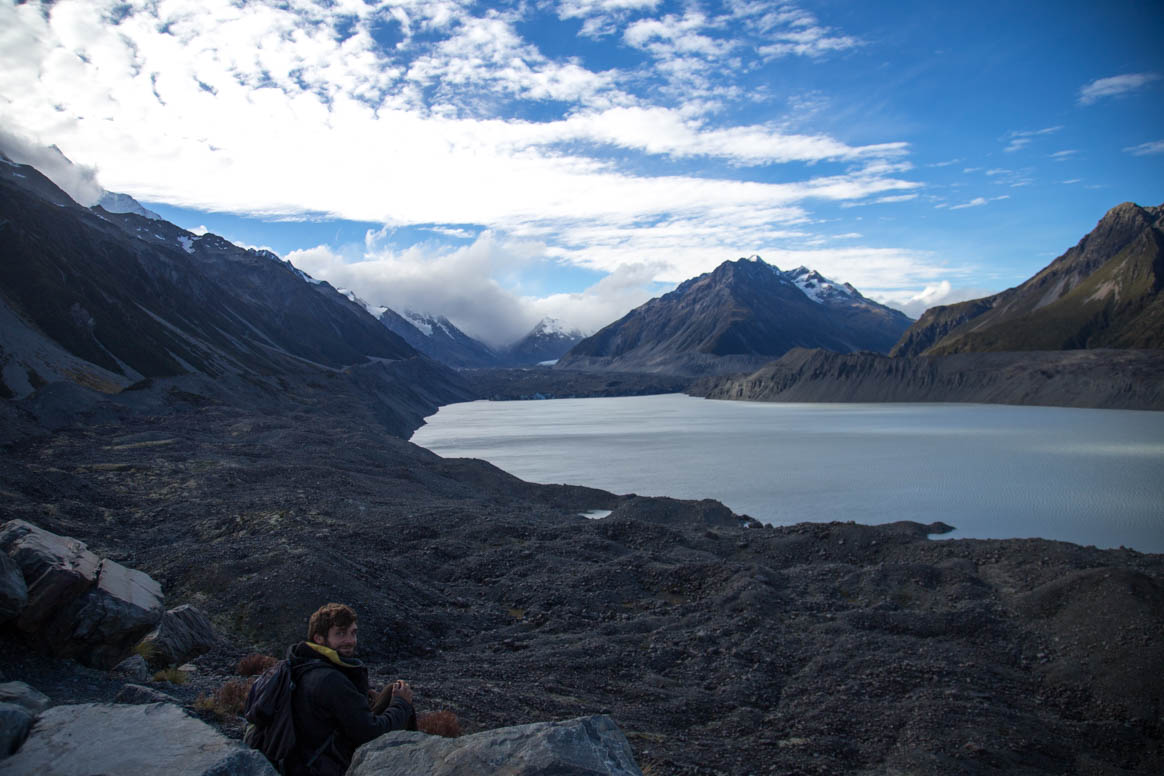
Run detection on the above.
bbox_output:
[371,679,413,714]
[392,679,413,705]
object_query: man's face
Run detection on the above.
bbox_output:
[320,622,358,658]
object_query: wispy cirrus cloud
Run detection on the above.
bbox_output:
[1078,72,1160,105]
[938,195,1010,211]
[1002,126,1061,153]
[1124,139,1164,156]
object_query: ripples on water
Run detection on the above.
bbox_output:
[412,394,1164,553]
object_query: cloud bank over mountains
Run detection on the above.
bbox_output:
[2,1,1160,339]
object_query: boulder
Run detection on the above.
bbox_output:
[0,703,32,757]
[0,520,99,634]
[0,703,277,775]
[0,683,50,715]
[137,604,218,668]
[0,553,27,623]
[114,684,179,705]
[111,654,152,682]
[348,715,643,776]
[0,521,165,669]
[62,559,164,669]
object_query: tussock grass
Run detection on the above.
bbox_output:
[152,667,187,685]
[236,653,279,676]
[194,678,254,720]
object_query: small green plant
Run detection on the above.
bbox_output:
[133,639,160,664]
[152,667,187,685]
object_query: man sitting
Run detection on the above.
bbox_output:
[286,603,416,775]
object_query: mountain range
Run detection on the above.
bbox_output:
[4,148,1160,412]
[892,202,1164,356]
[556,256,914,376]
[376,308,585,369]
[0,154,471,434]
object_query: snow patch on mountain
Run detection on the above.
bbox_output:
[404,311,434,336]
[787,266,858,305]
[98,191,162,221]
[338,288,384,319]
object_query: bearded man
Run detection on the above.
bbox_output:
[285,603,416,775]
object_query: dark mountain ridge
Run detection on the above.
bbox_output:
[0,155,471,434]
[692,202,1164,410]
[892,202,1164,356]
[557,256,912,376]
[377,308,502,369]
[504,317,586,365]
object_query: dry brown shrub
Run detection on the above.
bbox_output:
[236,653,279,676]
[417,710,462,738]
[195,678,255,720]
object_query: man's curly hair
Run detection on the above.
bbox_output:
[307,603,357,643]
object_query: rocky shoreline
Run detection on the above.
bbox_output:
[2,377,1162,774]
[687,348,1164,411]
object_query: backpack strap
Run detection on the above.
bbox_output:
[303,731,337,770]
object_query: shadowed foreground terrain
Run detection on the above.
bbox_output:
[1,378,1161,775]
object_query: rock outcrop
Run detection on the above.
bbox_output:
[0,554,26,622]
[0,520,164,669]
[0,683,49,716]
[891,201,1164,356]
[0,702,277,775]
[114,683,180,705]
[348,715,643,776]
[138,604,219,669]
[0,704,31,757]
[0,520,101,634]
[688,347,1164,411]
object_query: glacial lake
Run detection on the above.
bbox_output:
[412,394,1164,554]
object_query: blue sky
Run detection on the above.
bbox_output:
[1,0,1161,346]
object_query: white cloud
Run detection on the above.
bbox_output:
[1124,140,1164,156]
[0,127,104,205]
[1078,72,1160,105]
[1002,126,1061,153]
[0,0,953,335]
[871,281,993,319]
[288,233,544,347]
[1049,149,1079,161]
[948,195,1009,210]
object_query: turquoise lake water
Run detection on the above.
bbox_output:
[412,394,1164,553]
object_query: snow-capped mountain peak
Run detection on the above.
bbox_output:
[96,191,163,221]
[338,288,387,319]
[531,316,583,338]
[787,266,858,305]
[401,310,460,339]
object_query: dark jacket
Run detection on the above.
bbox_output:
[285,642,415,776]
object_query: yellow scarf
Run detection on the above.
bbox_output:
[306,641,358,668]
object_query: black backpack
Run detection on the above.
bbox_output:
[243,659,334,774]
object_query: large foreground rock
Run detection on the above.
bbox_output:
[137,603,218,668]
[0,520,99,633]
[0,683,50,715]
[0,520,164,668]
[0,703,277,775]
[348,715,643,776]
[0,553,27,622]
[63,559,164,669]
[0,703,32,756]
